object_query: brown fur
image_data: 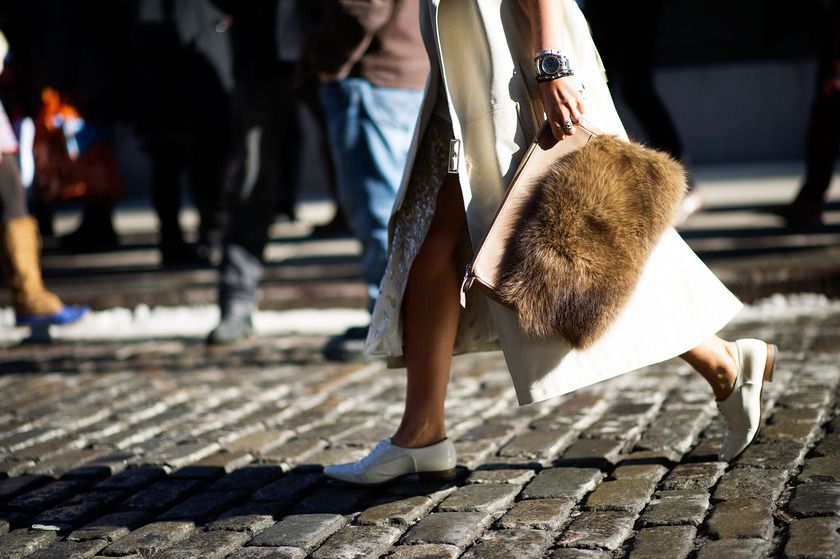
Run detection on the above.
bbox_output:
[496,135,687,348]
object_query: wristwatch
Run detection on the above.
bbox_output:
[534,50,574,82]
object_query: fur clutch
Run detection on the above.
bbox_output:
[461,121,687,349]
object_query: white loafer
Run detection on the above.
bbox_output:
[717,339,778,462]
[323,438,457,485]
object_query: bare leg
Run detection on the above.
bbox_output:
[681,335,739,400]
[391,174,466,448]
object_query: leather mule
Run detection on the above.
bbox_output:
[324,438,457,485]
[717,339,778,462]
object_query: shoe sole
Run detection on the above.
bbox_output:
[727,342,778,463]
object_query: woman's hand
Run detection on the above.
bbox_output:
[538,77,585,140]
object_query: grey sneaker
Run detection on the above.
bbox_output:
[207,308,254,345]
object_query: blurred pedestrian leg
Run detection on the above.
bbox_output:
[779,0,840,229]
[321,80,423,313]
[309,0,428,360]
[207,0,307,344]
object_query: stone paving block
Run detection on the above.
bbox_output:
[636,409,711,454]
[454,441,500,470]
[770,407,826,424]
[158,490,247,521]
[5,479,89,513]
[583,416,647,440]
[557,439,625,469]
[28,448,116,477]
[69,511,152,542]
[0,529,56,559]
[0,428,65,454]
[461,529,553,559]
[208,465,286,492]
[173,451,255,476]
[25,539,108,559]
[659,462,726,491]
[784,517,840,559]
[777,391,833,409]
[628,525,696,559]
[250,472,322,503]
[556,511,636,551]
[0,518,8,535]
[401,512,492,548]
[611,464,668,483]
[0,458,34,478]
[762,422,822,444]
[713,468,789,502]
[356,496,435,527]
[207,504,279,535]
[142,442,222,469]
[584,478,656,513]
[248,514,347,551]
[457,422,518,443]
[496,497,575,530]
[118,478,202,512]
[225,431,292,455]
[437,483,519,513]
[259,439,328,468]
[814,433,840,458]
[788,482,840,517]
[102,521,195,556]
[291,484,372,515]
[0,475,49,502]
[521,467,603,500]
[549,550,610,559]
[153,530,251,559]
[639,490,709,527]
[797,456,840,483]
[94,467,166,491]
[310,525,402,559]
[735,442,808,471]
[498,430,576,460]
[31,490,125,531]
[705,497,774,540]
[385,544,460,559]
[694,538,769,559]
[465,468,535,485]
[227,547,304,559]
[617,450,681,467]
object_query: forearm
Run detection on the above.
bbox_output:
[527,0,564,53]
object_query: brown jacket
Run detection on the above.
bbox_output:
[308,0,429,90]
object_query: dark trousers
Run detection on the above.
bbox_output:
[218,72,302,312]
[795,1,840,210]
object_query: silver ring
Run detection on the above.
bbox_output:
[562,120,575,132]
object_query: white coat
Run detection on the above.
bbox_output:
[365,0,742,405]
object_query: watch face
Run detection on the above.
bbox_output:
[540,55,562,75]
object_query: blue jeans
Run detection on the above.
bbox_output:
[321,79,424,311]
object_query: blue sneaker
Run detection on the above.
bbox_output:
[16,305,90,328]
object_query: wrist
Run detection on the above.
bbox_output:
[534,50,574,82]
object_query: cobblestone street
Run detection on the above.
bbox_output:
[1,297,839,558]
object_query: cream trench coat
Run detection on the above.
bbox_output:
[365,0,743,405]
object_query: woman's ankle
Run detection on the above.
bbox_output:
[391,425,447,449]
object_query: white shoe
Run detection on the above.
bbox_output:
[717,339,777,462]
[323,438,457,485]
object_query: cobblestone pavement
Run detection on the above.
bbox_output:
[1,300,840,558]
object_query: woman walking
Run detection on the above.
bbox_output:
[325,0,777,484]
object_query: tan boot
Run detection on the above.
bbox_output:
[1,216,64,318]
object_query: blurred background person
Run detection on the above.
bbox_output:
[585,0,703,223]
[0,30,88,329]
[0,0,129,251]
[778,0,840,229]
[206,0,325,344]
[126,0,232,266]
[308,0,429,360]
